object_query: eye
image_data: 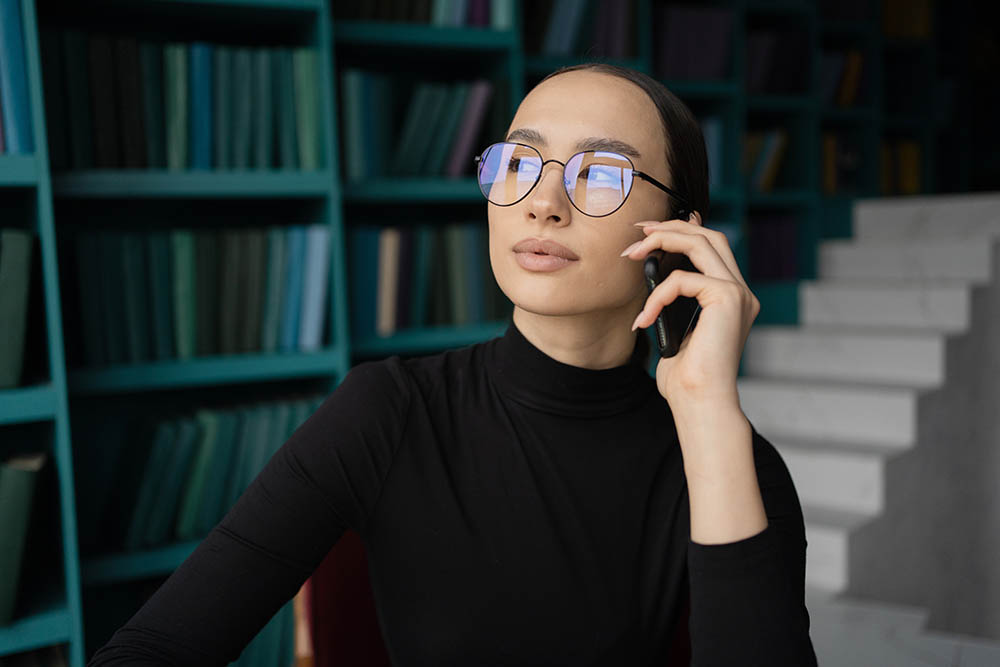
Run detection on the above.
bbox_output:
[579,165,618,183]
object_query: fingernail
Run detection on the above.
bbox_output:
[633,221,657,227]
[620,240,643,257]
[630,312,642,331]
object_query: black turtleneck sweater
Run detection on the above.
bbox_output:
[88,320,818,666]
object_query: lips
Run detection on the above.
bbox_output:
[512,238,580,260]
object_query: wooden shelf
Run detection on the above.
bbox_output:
[0,592,71,658]
[0,384,59,426]
[342,177,481,203]
[0,154,38,187]
[351,321,509,357]
[335,21,516,50]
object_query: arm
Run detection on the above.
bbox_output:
[678,405,817,667]
[87,361,411,666]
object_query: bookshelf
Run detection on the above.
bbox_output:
[0,0,943,664]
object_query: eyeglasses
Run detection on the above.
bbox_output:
[473,141,691,218]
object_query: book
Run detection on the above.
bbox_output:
[0,228,33,387]
[293,48,320,169]
[280,226,308,351]
[253,48,274,169]
[115,36,148,168]
[445,79,492,178]
[140,41,167,168]
[213,45,233,169]
[231,47,253,169]
[147,231,175,360]
[190,41,214,170]
[0,452,47,624]
[62,29,93,168]
[195,230,219,356]
[260,226,288,353]
[274,47,299,169]
[0,0,33,154]
[165,42,189,169]
[120,231,152,363]
[376,227,401,336]
[88,33,121,168]
[170,229,197,359]
[39,29,70,169]
[298,224,331,351]
[241,228,267,353]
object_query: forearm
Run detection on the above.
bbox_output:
[673,400,768,545]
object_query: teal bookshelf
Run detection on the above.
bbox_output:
[0,0,944,664]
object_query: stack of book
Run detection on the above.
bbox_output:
[0,228,33,388]
[332,0,513,28]
[742,129,789,193]
[76,395,325,556]
[748,213,798,282]
[339,70,493,181]
[820,48,867,108]
[0,0,33,155]
[39,30,320,171]
[525,0,634,59]
[654,5,734,80]
[70,224,331,368]
[349,222,510,339]
[0,452,47,625]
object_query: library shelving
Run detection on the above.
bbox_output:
[0,0,945,664]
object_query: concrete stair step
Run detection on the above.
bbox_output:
[801,504,874,593]
[800,280,972,333]
[819,239,995,284]
[743,325,947,387]
[770,434,901,515]
[854,192,1000,242]
[738,377,920,449]
[806,587,1000,666]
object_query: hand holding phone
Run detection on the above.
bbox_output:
[642,211,703,359]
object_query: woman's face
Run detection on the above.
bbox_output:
[488,70,674,327]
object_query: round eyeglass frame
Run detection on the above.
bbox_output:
[473,141,692,218]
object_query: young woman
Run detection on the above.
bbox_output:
[89,64,817,666]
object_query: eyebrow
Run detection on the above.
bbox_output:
[504,127,643,159]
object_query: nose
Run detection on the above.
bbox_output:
[525,161,571,224]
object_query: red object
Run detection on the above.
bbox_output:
[309,530,691,666]
[309,530,392,667]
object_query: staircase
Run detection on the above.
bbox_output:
[737,192,1000,662]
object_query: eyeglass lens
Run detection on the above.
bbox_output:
[477,142,636,216]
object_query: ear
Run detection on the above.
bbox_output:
[687,210,703,227]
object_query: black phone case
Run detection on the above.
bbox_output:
[643,249,702,359]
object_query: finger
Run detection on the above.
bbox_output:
[624,229,735,282]
[633,269,754,331]
[636,218,750,290]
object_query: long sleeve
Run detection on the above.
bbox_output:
[685,425,818,666]
[86,360,412,666]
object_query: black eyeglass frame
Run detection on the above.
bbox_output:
[473,141,693,219]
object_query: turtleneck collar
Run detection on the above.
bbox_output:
[485,318,656,418]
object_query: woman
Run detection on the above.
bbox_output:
[89,64,817,666]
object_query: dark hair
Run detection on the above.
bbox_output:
[537,63,711,370]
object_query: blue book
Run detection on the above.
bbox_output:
[278,226,307,351]
[298,224,331,351]
[348,224,380,339]
[189,41,213,170]
[0,0,33,153]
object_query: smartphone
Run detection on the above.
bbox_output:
[642,210,703,359]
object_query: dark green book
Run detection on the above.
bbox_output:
[218,230,243,355]
[0,229,33,387]
[75,231,105,366]
[165,42,188,170]
[62,29,94,169]
[196,408,240,535]
[195,230,219,356]
[139,41,166,169]
[0,452,47,624]
[143,417,200,547]
[273,48,298,169]
[259,227,287,353]
[213,45,232,169]
[115,36,148,168]
[120,232,151,363]
[170,230,197,359]
[146,231,175,360]
[253,48,273,169]
[87,33,121,168]
[292,48,320,169]
[99,232,127,365]
[224,407,255,509]
[231,47,253,169]
[124,420,177,551]
[175,409,219,541]
[240,228,267,353]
